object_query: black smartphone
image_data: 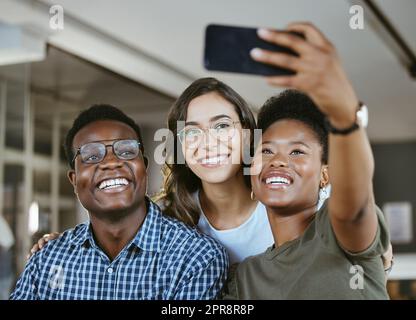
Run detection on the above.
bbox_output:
[204,24,303,76]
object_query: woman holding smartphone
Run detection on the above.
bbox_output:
[223,22,391,299]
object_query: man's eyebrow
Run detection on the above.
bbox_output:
[185,114,232,126]
[74,137,136,149]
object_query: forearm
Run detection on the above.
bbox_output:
[328,119,374,220]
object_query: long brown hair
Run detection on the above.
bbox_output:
[155,77,257,226]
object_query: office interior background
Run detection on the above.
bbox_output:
[0,0,415,299]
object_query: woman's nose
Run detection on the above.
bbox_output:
[269,152,289,168]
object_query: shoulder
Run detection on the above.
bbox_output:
[315,200,390,258]
[30,222,88,263]
[160,213,227,260]
[233,250,267,278]
[50,222,88,246]
[153,200,229,274]
[148,197,219,253]
[223,251,267,299]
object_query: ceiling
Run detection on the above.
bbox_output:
[1,0,415,142]
[30,46,174,129]
[0,47,174,156]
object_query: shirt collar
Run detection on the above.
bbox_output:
[69,222,92,247]
[69,198,163,253]
[131,198,162,253]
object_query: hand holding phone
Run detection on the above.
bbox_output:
[204,24,304,76]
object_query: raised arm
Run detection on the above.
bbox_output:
[251,22,378,252]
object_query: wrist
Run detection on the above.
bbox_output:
[327,112,356,130]
[327,99,360,130]
[324,100,369,135]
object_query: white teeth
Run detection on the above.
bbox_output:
[98,178,129,190]
[201,155,228,165]
[265,176,291,185]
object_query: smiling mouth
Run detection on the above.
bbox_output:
[262,174,293,188]
[266,177,290,185]
[198,154,230,166]
[97,178,131,191]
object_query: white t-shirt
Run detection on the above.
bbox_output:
[195,191,274,264]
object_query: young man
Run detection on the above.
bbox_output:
[10,105,228,300]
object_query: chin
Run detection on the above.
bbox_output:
[194,164,240,184]
[263,200,292,209]
[90,195,144,216]
[96,204,139,218]
[198,174,230,184]
[258,193,294,209]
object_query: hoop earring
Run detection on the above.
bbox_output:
[250,190,256,201]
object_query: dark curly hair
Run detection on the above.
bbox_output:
[257,89,328,164]
[64,104,144,169]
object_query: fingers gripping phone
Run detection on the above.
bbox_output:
[204,24,303,76]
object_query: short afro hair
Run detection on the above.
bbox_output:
[257,90,328,164]
[64,104,144,169]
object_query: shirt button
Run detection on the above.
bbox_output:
[107,267,114,274]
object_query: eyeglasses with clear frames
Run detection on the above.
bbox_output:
[177,119,240,149]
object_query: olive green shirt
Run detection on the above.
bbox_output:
[223,201,390,300]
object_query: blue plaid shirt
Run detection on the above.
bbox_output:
[10,199,229,300]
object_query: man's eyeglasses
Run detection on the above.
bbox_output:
[72,139,142,165]
[177,119,240,149]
